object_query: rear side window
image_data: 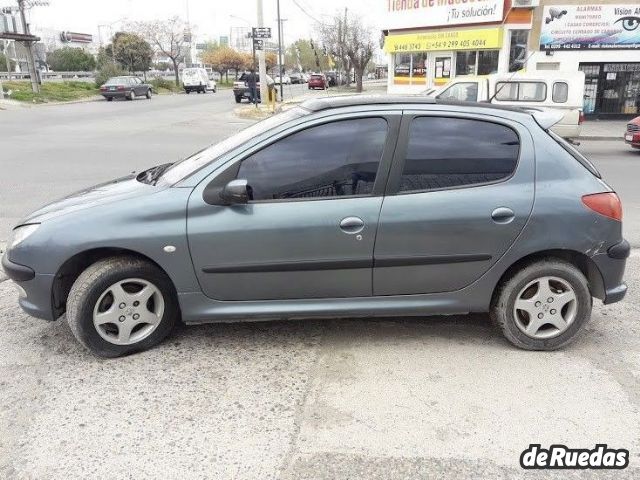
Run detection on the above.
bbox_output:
[547,130,601,178]
[399,117,520,192]
[552,82,568,103]
[495,81,547,102]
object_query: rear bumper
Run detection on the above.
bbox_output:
[593,239,630,305]
[101,92,128,98]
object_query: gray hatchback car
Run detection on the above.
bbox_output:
[2,96,629,357]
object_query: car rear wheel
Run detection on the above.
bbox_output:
[491,259,592,351]
[66,257,179,358]
[128,90,135,101]
[106,97,113,102]
[235,95,242,103]
[146,88,152,99]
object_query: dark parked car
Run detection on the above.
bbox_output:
[233,72,275,103]
[625,116,640,149]
[2,97,628,357]
[289,73,303,84]
[100,76,152,101]
[308,74,327,90]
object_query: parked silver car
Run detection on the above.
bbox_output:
[2,97,629,357]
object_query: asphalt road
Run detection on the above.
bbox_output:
[1,96,640,478]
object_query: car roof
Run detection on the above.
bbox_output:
[299,95,532,116]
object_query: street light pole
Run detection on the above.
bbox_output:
[276,0,284,101]
[17,0,40,93]
[256,0,267,104]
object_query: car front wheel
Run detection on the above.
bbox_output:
[66,257,179,358]
[491,259,592,351]
[146,88,152,99]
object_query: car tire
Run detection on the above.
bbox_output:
[127,90,135,101]
[146,88,152,99]
[490,259,592,351]
[66,256,179,358]
[106,97,113,102]
[235,95,242,103]
[186,89,190,94]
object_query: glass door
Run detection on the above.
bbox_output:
[433,53,453,87]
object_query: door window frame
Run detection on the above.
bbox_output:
[202,111,402,204]
[384,112,522,196]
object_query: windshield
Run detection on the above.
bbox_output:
[158,106,308,185]
[105,77,130,85]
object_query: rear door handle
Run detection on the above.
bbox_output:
[491,207,515,224]
[340,216,365,234]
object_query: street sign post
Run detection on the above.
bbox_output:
[252,27,271,39]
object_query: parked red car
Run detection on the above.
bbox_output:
[625,116,640,149]
[308,74,327,90]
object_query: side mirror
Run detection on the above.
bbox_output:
[220,179,250,204]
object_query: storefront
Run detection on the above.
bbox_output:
[383,1,534,94]
[529,2,640,117]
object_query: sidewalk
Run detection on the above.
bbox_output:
[579,119,629,140]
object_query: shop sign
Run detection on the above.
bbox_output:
[540,5,640,50]
[383,0,504,30]
[384,28,503,53]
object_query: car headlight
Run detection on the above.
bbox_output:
[7,224,40,250]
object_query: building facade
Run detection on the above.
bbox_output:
[383,0,640,116]
[383,1,534,94]
[529,0,640,116]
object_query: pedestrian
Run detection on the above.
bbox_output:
[247,69,258,104]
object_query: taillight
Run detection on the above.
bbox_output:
[117,85,125,90]
[582,192,622,221]
[579,110,585,125]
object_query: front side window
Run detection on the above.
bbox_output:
[238,118,388,200]
[437,82,479,102]
[399,117,520,192]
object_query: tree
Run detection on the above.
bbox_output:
[0,51,15,72]
[265,52,278,75]
[131,17,187,86]
[202,47,246,81]
[319,12,375,91]
[113,33,153,75]
[46,47,96,72]
[285,39,327,73]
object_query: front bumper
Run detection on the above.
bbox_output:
[1,252,56,321]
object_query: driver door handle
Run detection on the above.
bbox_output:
[491,207,515,224]
[340,216,365,234]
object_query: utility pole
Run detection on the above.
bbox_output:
[276,0,284,101]
[256,0,267,104]
[17,0,40,93]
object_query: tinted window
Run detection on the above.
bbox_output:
[437,82,479,102]
[399,117,520,192]
[238,118,388,200]
[552,82,569,103]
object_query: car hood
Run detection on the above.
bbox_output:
[630,116,640,126]
[20,174,159,225]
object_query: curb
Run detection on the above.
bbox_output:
[578,136,624,141]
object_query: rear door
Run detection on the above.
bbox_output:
[373,112,535,295]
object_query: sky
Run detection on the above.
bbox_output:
[27,0,383,46]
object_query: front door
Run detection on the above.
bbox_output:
[373,113,535,296]
[188,115,398,301]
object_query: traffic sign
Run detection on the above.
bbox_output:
[252,27,271,39]
[253,38,265,51]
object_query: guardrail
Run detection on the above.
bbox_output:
[0,71,96,80]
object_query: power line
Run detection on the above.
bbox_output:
[291,0,325,25]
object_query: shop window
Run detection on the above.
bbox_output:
[478,51,499,75]
[394,53,427,85]
[509,30,529,73]
[495,81,547,102]
[455,51,477,76]
[552,82,569,103]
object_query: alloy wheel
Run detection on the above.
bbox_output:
[513,276,577,339]
[92,278,165,345]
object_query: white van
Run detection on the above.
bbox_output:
[432,71,586,138]
[182,68,217,94]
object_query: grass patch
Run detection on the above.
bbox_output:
[2,80,99,103]
[149,77,181,94]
